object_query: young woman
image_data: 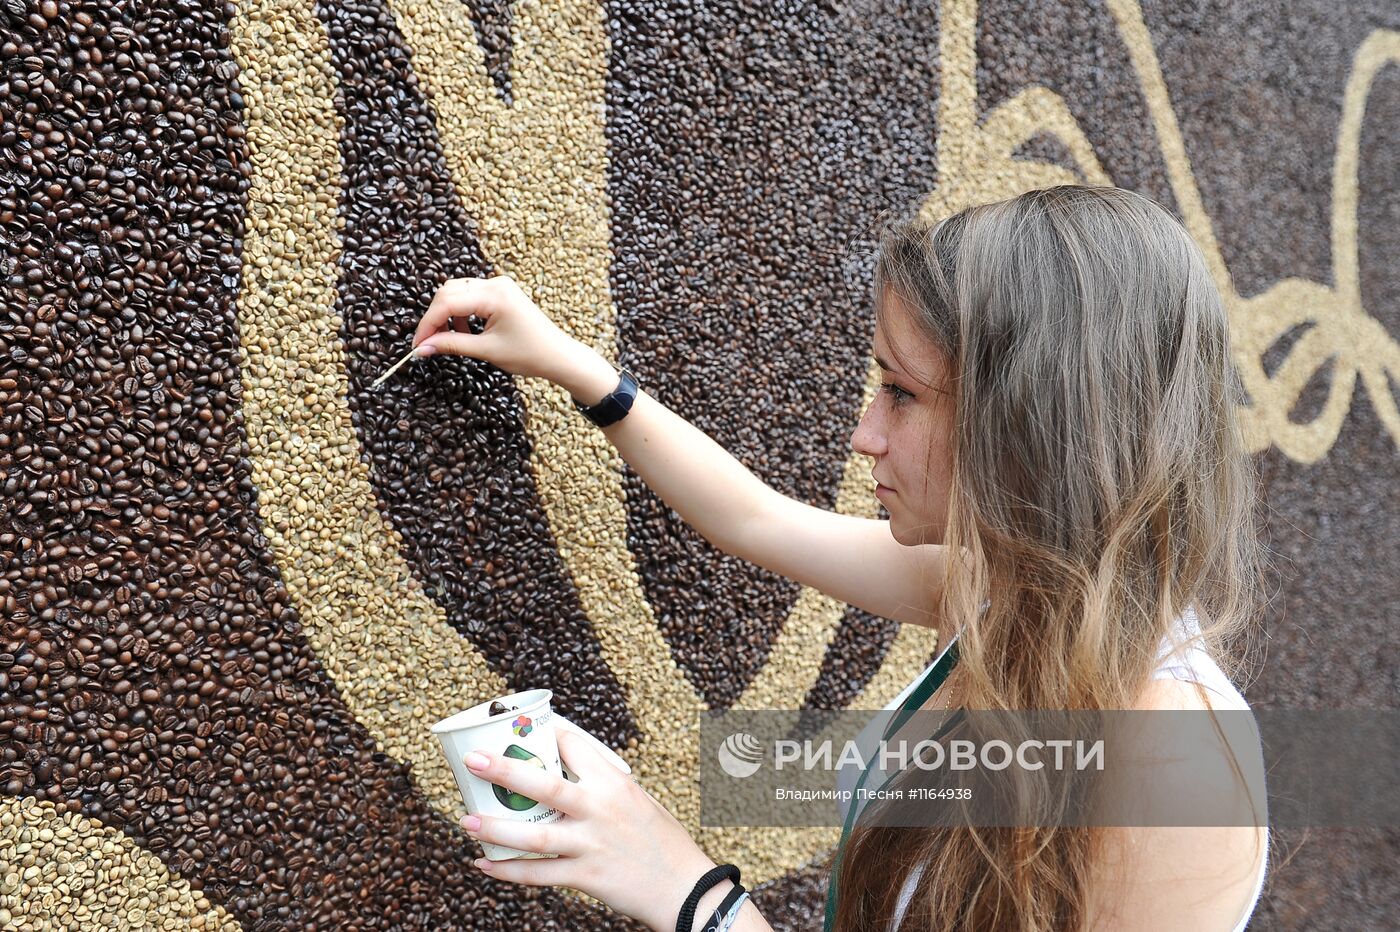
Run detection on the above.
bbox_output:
[410,185,1270,930]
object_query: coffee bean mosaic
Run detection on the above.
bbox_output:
[2,0,1396,929]
[324,0,640,755]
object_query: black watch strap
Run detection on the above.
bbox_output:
[572,367,639,428]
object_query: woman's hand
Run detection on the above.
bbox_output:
[460,728,720,931]
[412,274,608,394]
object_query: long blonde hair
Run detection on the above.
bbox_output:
[831,185,1268,930]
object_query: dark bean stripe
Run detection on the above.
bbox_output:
[0,3,623,928]
[1234,32,1399,924]
[976,0,1181,214]
[749,860,832,930]
[1012,132,1081,175]
[803,500,925,712]
[321,0,640,751]
[1356,67,1399,357]
[802,605,906,712]
[605,1,945,709]
[461,0,515,106]
[1261,322,1317,380]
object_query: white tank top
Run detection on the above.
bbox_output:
[882,608,1268,931]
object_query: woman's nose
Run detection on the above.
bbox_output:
[850,404,887,458]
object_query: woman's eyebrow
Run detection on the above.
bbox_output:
[876,353,947,396]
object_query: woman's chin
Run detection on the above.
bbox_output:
[889,521,919,547]
[890,519,945,547]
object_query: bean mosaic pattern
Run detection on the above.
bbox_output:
[1,0,1396,929]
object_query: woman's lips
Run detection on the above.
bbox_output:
[875,483,894,498]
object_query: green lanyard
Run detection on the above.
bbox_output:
[823,639,961,932]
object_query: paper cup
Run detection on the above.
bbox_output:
[431,689,632,860]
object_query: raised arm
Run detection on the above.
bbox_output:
[562,347,948,631]
[413,274,946,631]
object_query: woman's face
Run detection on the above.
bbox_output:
[851,287,957,546]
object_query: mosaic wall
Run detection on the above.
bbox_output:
[2,0,1397,927]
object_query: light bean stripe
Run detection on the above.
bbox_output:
[227,0,509,827]
[385,0,705,832]
[0,796,241,932]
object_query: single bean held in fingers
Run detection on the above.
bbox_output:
[414,276,503,346]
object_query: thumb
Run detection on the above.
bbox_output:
[556,726,619,785]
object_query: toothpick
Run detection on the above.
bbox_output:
[371,345,419,390]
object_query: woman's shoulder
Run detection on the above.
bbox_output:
[1136,673,1242,713]
[1148,606,1253,712]
[1103,638,1267,931]
[1093,675,1267,930]
[1084,821,1267,930]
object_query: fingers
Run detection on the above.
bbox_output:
[415,330,491,359]
[413,276,497,348]
[465,750,590,818]
[462,813,584,859]
[470,851,578,887]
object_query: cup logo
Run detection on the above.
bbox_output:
[717,732,764,779]
[511,715,533,737]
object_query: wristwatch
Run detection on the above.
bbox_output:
[572,367,639,428]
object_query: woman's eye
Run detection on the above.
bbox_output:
[881,382,912,405]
